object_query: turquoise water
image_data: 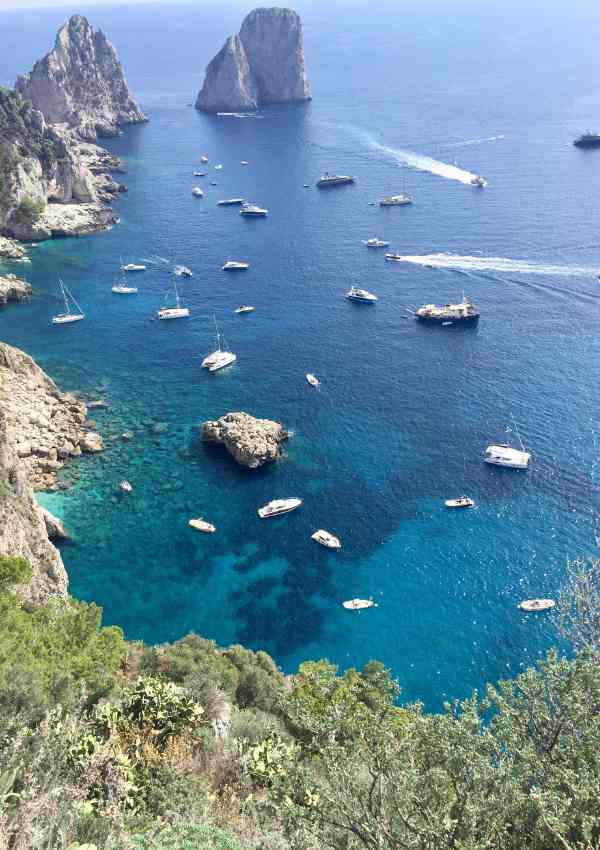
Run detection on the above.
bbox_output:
[2,0,600,708]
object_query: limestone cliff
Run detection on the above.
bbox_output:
[196,7,310,113]
[15,14,147,141]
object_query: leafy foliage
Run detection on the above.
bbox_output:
[0,85,62,171]
[126,823,246,850]
[0,554,32,590]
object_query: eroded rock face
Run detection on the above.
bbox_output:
[0,237,26,260]
[0,274,31,306]
[15,14,147,141]
[196,7,310,113]
[202,411,288,468]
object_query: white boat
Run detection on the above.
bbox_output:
[346,286,377,303]
[235,305,255,314]
[122,263,146,272]
[365,238,390,248]
[311,529,341,549]
[52,277,85,324]
[470,176,487,187]
[119,480,133,493]
[380,194,414,206]
[112,267,138,295]
[258,498,302,518]
[222,261,249,271]
[342,598,376,610]
[200,155,209,163]
[484,444,530,469]
[174,265,193,277]
[518,598,556,612]
[384,253,404,262]
[445,496,474,508]
[214,164,223,170]
[240,203,268,217]
[306,373,320,387]
[192,187,203,197]
[189,517,216,533]
[202,315,237,372]
[218,198,245,206]
[193,171,205,177]
[241,160,249,165]
[157,279,189,320]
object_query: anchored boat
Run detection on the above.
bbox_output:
[518,599,556,612]
[157,279,189,320]
[311,529,341,549]
[52,277,85,324]
[189,517,216,533]
[202,315,237,372]
[445,497,474,508]
[235,305,255,314]
[223,261,249,271]
[346,286,377,303]
[316,173,355,188]
[343,598,376,610]
[379,194,413,206]
[258,498,302,519]
[240,203,268,216]
[306,373,320,387]
[415,296,479,324]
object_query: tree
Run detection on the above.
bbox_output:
[0,555,32,591]
[557,559,600,655]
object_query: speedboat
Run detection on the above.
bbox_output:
[200,155,209,163]
[214,164,223,170]
[193,171,206,177]
[518,599,556,612]
[210,181,218,186]
[346,286,377,303]
[311,529,341,549]
[306,373,320,387]
[385,253,404,262]
[380,194,413,206]
[122,263,146,272]
[241,160,249,165]
[52,277,85,324]
[258,498,302,518]
[222,261,249,270]
[217,198,245,206]
[235,305,255,314]
[174,266,193,277]
[240,203,268,216]
[189,517,216,533]
[192,187,203,197]
[342,598,376,610]
[484,443,530,469]
[119,480,133,493]
[445,496,474,508]
[202,316,237,371]
[470,176,487,187]
[316,174,355,187]
[366,238,390,248]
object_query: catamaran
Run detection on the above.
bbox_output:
[157,279,189,320]
[485,422,530,469]
[52,277,85,324]
[201,316,237,371]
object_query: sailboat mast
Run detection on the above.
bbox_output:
[174,279,180,308]
[58,277,68,313]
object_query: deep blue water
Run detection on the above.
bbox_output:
[2,0,600,709]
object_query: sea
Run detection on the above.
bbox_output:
[1,0,600,710]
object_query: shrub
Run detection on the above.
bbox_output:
[126,823,246,850]
[0,554,32,591]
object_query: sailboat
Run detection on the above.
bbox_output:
[112,261,138,294]
[52,277,85,324]
[201,315,237,372]
[157,278,190,320]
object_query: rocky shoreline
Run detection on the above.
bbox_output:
[0,274,31,306]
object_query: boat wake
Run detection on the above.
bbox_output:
[366,138,479,185]
[395,253,599,277]
[445,134,505,148]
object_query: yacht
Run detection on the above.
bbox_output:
[122,262,146,272]
[240,203,268,216]
[201,316,237,372]
[311,529,341,549]
[415,296,479,324]
[445,496,474,509]
[258,498,303,518]
[241,160,249,165]
[174,265,193,277]
[342,598,376,610]
[235,305,255,314]
[346,286,377,303]
[518,599,556,612]
[379,194,414,206]
[384,252,404,262]
[222,261,249,271]
[574,132,600,148]
[200,155,209,163]
[484,443,530,469]
[217,198,245,206]
[316,174,355,188]
[470,176,487,187]
[365,238,390,248]
[157,279,189,320]
[189,517,216,533]
[306,373,320,387]
[52,277,85,324]
[192,187,203,197]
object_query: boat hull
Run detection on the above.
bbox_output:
[52,314,84,324]
[416,314,479,324]
[574,138,600,148]
[157,308,190,320]
[484,457,528,469]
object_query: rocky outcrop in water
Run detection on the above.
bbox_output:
[202,412,288,468]
[0,274,31,306]
[0,236,26,260]
[196,7,310,112]
[15,15,147,141]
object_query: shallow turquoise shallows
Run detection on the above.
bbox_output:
[2,0,600,709]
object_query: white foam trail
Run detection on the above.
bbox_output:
[395,253,599,277]
[446,135,505,148]
[367,138,478,184]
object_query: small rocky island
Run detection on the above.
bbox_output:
[196,7,311,113]
[202,412,288,468]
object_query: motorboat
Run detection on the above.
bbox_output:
[365,238,390,248]
[574,132,600,148]
[311,529,341,549]
[316,174,355,187]
[193,171,206,177]
[235,305,255,314]
[52,277,85,324]
[174,265,193,277]
[342,598,376,610]
[380,194,413,206]
[119,480,133,493]
[241,160,249,165]
[415,296,479,324]
[346,286,377,303]
[240,203,268,216]
[189,517,216,533]
[210,181,218,186]
[214,164,223,170]
[258,498,303,518]
[192,187,203,197]
[385,252,404,262]
[518,599,556,612]
[217,198,245,206]
[306,373,320,387]
[202,315,237,372]
[157,279,189,320]
[112,282,138,294]
[122,263,146,272]
[470,176,487,187]
[484,443,530,469]
[223,261,249,271]
[200,155,209,163]
[445,497,474,508]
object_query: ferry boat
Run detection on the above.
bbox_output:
[240,203,268,216]
[316,174,355,188]
[189,517,216,533]
[311,529,341,549]
[365,238,389,248]
[484,443,530,469]
[346,286,377,303]
[518,598,556,612]
[258,498,302,518]
[379,194,413,206]
[415,296,479,324]
[342,598,376,610]
[222,261,249,271]
[217,198,245,206]
[574,132,600,148]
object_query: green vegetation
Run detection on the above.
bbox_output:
[0,86,63,171]
[2,557,600,850]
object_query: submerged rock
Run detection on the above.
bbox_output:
[40,507,70,540]
[202,411,288,468]
[196,7,310,113]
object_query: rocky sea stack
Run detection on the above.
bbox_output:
[202,412,288,468]
[196,7,310,113]
[15,14,147,141]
